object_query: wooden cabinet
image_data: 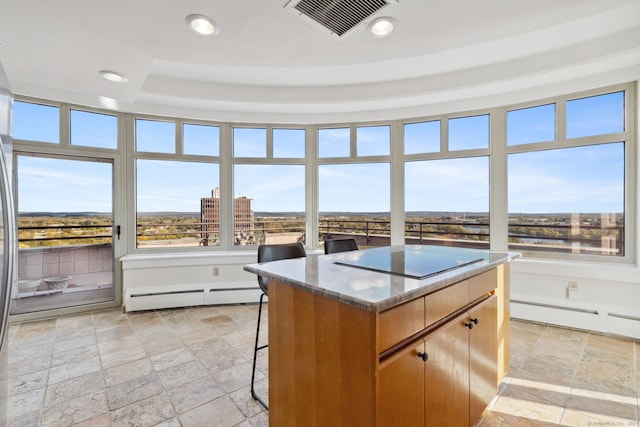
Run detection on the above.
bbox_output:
[424,296,498,426]
[468,295,499,423]
[268,265,509,427]
[378,342,425,426]
[379,295,498,427]
[424,311,471,427]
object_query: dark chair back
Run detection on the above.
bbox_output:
[257,242,306,294]
[324,238,359,254]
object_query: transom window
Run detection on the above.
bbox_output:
[273,128,305,158]
[507,104,555,146]
[448,114,489,151]
[13,101,59,143]
[566,92,624,138]
[404,120,440,154]
[183,123,220,156]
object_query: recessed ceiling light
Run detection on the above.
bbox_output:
[367,16,396,37]
[99,70,128,83]
[185,14,218,36]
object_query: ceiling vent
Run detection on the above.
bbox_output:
[285,0,395,37]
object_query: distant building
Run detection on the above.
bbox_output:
[200,188,254,245]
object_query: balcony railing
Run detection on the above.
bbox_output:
[508,222,623,255]
[320,218,623,255]
[319,218,489,248]
[19,223,113,248]
[137,218,306,246]
[19,217,624,256]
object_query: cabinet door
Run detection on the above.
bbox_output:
[378,342,425,426]
[424,313,470,427]
[468,295,498,424]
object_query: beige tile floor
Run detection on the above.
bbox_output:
[0,303,637,426]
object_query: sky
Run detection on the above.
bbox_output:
[12,91,625,214]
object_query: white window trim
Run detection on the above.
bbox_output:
[14,82,636,263]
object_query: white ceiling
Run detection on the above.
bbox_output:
[1,0,639,124]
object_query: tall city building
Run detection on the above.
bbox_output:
[200,188,254,244]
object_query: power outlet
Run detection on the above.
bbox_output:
[212,267,219,276]
[567,281,579,300]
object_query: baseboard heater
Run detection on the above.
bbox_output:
[130,289,205,298]
[124,283,262,312]
[510,299,598,315]
[129,287,259,298]
[607,312,640,322]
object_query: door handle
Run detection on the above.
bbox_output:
[464,318,479,329]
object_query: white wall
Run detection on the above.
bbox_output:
[121,251,262,312]
[510,259,640,339]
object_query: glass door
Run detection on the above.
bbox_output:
[11,154,115,315]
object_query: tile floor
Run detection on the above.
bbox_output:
[0,303,637,426]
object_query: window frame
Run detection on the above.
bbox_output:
[400,109,493,251]
[11,97,126,316]
[503,84,635,263]
[13,82,636,263]
[231,124,308,250]
[316,122,393,248]
[130,114,223,251]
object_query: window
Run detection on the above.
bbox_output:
[404,120,440,154]
[403,111,492,250]
[17,156,113,247]
[234,127,266,158]
[567,91,624,138]
[134,118,222,248]
[232,127,306,246]
[449,115,489,151]
[506,89,630,258]
[319,127,350,158]
[274,128,305,158]
[135,119,175,153]
[356,125,390,156]
[70,109,118,149]
[508,143,624,256]
[136,160,220,248]
[507,104,555,145]
[405,157,489,248]
[319,163,390,246]
[13,101,59,143]
[318,125,391,246]
[15,155,115,314]
[183,123,219,156]
[14,83,634,261]
[233,165,305,246]
[318,125,390,158]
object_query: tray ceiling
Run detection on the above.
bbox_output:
[0,0,638,123]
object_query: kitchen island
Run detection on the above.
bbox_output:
[244,245,519,426]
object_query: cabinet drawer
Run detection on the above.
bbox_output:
[425,280,469,326]
[468,269,496,302]
[379,297,425,351]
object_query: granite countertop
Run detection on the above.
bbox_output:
[243,245,520,311]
